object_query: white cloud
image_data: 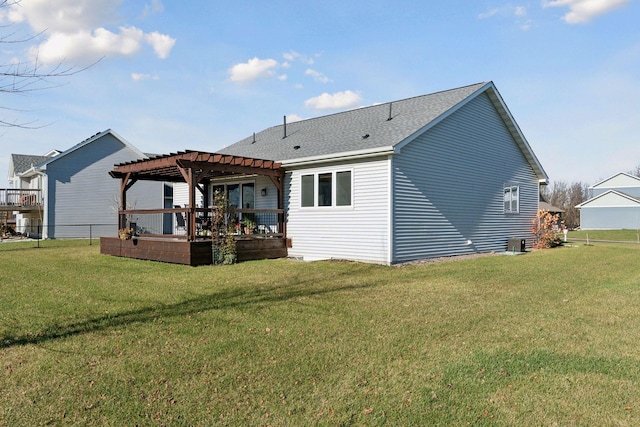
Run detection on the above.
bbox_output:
[282,50,314,65]
[542,0,629,24]
[6,0,175,63]
[286,114,304,123]
[131,73,158,82]
[305,69,331,84]
[143,0,164,18]
[30,27,146,63]
[145,31,176,59]
[304,91,362,110]
[477,5,530,29]
[6,0,121,33]
[228,57,279,83]
[478,8,499,19]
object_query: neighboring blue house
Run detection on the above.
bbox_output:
[218,81,549,264]
[8,130,164,239]
[577,172,640,230]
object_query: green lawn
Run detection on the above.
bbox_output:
[568,229,640,243]
[1,241,640,426]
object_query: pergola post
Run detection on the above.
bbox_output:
[269,169,286,238]
[115,172,137,229]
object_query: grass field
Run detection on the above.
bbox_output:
[568,229,640,243]
[1,239,640,426]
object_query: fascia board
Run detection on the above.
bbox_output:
[18,166,43,178]
[576,189,640,208]
[590,172,640,189]
[278,146,396,167]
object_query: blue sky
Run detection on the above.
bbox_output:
[1,0,638,187]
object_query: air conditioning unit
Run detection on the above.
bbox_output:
[507,238,526,253]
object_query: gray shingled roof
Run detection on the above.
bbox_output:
[10,154,51,175]
[218,82,487,162]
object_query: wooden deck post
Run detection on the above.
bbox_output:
[269,169,286,238]
[116,172,137,229]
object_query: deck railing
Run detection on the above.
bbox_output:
[119,207,285,240]
[0,188,42,207]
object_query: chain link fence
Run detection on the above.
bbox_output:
[1,223,117,246]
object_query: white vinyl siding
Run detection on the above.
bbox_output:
[579,191,640,229]
[590,174,640,198]
[286,158,390,263]
[392,92,538,263]
[173,182,189,207]
[579,205,640,229]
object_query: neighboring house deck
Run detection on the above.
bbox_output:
[4,152,58,235]
[0,188,43,212]
[0,189,42,232]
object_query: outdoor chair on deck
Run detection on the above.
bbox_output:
[174,205,186,235]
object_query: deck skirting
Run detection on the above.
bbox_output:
[100,236,287,266]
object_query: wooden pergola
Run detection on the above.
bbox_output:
[109,150,285,241]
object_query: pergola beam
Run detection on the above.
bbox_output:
[110,150,285,241]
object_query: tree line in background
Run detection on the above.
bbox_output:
[541,164,640,230]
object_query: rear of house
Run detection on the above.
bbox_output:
[220,82,548,264]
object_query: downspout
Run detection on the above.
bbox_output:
[279,169,286,239]
[387,154,394,265]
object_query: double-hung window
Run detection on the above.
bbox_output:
[504,185,519,214]
[301,170,352,208]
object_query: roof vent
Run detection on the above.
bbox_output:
[387,103,393,121]
[251,132,256,144]
[293,145,300,150]
[362,134,370,139]
[283,115,287,139]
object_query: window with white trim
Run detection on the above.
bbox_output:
[504,185,519,214]
[212,182,255,209]
[301,170,352,207]
[301,175,314,207]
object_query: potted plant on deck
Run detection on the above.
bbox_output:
[242,215,256,235]
[118,227,134,240]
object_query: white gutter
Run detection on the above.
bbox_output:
[279,145,397,167]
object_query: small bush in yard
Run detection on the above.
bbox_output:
[531,209,561,248]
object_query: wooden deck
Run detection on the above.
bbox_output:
[100,236,288,266]
[0,189,42,212]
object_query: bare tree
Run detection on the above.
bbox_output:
[545,180,569,212]
[628,164,640,178]
[542,180,589,229]
[0,0,96,128]
[564,182,589,229]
